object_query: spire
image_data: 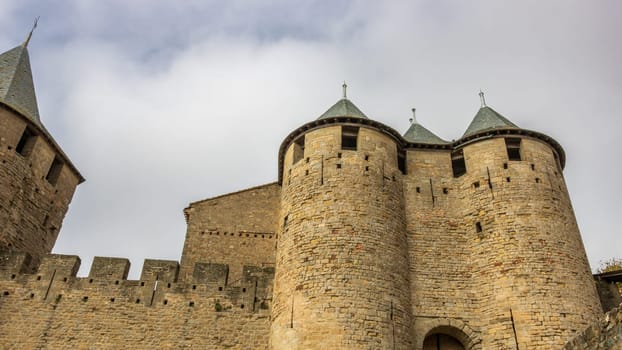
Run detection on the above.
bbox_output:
[462,103,518,138]
[22,17,39,48]
[479,89,487,107]
[0,28,41,125]
[317,82,368,120]
[403,108,448,145]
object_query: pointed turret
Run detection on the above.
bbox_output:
[0,21,42,127]
[462,91,518,138]
[317,82,368,120]
[403,108,448,145]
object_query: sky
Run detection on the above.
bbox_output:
[0,0,620,279]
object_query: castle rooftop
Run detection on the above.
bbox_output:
[0,44,41,127]
[402,108,448,145]
[317,83,368,120]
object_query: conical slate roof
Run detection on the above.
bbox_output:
[317,98,368,120]
[403,120,448,145]
[462,106,518,137]
[0,44,41,127]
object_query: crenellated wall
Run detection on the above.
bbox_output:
[0,252,274,349]
[0,105,81,270]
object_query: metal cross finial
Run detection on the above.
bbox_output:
[479,89,487,107]
[23,17,40,47]
[342,81,347,99]
[410,108,417,124]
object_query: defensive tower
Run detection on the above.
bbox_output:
[448,96,602,348]
[0,30,83,269]
[271,84,414,348]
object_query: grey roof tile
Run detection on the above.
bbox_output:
[403,121,448,145]
[317,98,368,120]
[462,106,518,137]
[0,44,41,126]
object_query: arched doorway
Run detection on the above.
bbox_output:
[423,333,465,350]
[421,323,477,350]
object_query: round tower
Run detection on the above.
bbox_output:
[454,97,601,348]
[0,35,84,269]
[270,89,414,349]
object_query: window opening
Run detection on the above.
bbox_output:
[475,222,482,233]
[45,156,63,186]
[16,127,36,156]
[505,138,522,161]
[451,149,466,177]
[292,135,305,164]
[341,126,359,150]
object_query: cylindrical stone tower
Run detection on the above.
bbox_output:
[270,95,414,349]
[456,105,602,348]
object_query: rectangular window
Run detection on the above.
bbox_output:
[45,156,63,186]
[292,135,305,164]
[451,149,466,177]
[15,127,36,157]
[341,126,359,150]
[505,138,521,161]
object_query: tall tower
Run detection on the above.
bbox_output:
[270,86,414,349]
[0,31,84,269]
[451,96,601,348]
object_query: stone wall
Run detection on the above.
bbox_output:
[272,124,413,349]
[563,304,622,350]
[0,252,273,349]
[404,148,479,348]
[0,106,81,270]
[460,136,601,348]
[180,183,280,283]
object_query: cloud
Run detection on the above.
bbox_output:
[1,0,620,277]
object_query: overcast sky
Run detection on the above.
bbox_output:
[1,1,620,279]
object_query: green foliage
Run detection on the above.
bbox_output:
[597,258,622,274]
[214,302,222,312]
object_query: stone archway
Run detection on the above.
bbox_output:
[423,333,465,350]
[419,320,481,350]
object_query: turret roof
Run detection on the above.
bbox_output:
[0,44,41,127]
[317,98,368,120]
[403,113,448,145]
[462,106,518,137]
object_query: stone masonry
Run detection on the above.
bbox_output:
[0,39,619,349]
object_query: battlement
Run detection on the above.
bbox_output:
[0,252,274,313]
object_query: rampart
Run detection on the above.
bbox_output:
[0,251,274,349]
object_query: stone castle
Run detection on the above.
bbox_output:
[0,35,621,350]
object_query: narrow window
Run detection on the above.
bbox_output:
[341,126,359,150]
[416,187,420,193]
[505,138,521,161]
[15,127,36,157]
[473,181,480,189]
[292,136,305,164]
[451,149,466,177]
[442,188,448,194]
[475,222,482,233]
[397,151,406,174]
[45,156,63,186]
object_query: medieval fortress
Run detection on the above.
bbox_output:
[0,36,620,349]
